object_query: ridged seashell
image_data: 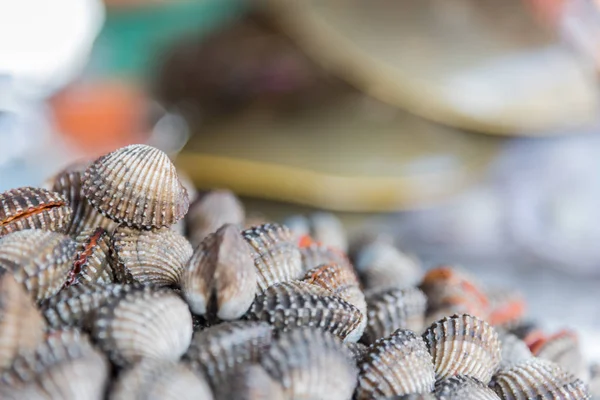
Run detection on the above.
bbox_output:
[355,329,435,399]
[363,287,427,345]
[486,286,526,328]
[393,395,436,400]
[531,330,588,382]
[64,227,115,287]
[242,223,303,291]
[422,314,501,384]
[497,330,533,370]
[82,144,189,229]
[346,342,368,362]
[51,170,118,236]
[284,212,348,252]
[181,224,256,320]
[110,359,213,400]
[247,281,364,342]
[187,189,245,247]
[490,358,591,400]
[0,187,72,237]
[0,330,109,400]
[184,321,273,387]
[90,286,193,367]
[0,230,77,302]
[214,364,285,400]
[261,328,358,400]
[0,273,46,370]
[298,237,354,273]
[111,226,193,286]
[435,375,501,400]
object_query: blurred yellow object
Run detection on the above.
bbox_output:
[265,0,599,135]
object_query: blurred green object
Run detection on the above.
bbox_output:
[88,0,246,80]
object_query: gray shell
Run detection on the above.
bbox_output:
[213,364,286,400]
[435,375,501,400]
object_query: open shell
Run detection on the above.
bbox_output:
[435,375,501,400]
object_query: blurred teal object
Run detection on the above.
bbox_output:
[88,0,246,80]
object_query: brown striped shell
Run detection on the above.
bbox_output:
[247,281,364,342]
[0,273,46,370]
[490,358,591,400]
[355,329,435,399]
[497,330,533,370]
[90,286,193,367]
[363,287,427,345]
[110,359,214,400]
[0,330,109,400]
[261,328,358,400]
[531,330,588,382]
[214,364,285,400]
[242,223,303,291]
[181,224,256,320]
[0,230,77,302]
[65,227,115,287]
[435,375,501,400]
[82,144,189,229]
[422,314,501,384]
[0,186,72,237]
[111,226,193,286]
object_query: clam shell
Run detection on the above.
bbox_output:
[531,330,588,382]
[486,286,526,328]
[422,314,501,384]
[242,223,303,291]
[497,330,533,370]
[66,227,115,287]
[356,329,435,399]
[261,328,358,400]
[0,330,109,400]
[247,281,364,342]
[110,359,213,400]
[111,226,193,286]
[0,273,46,370]
[285,212,348,252]
[0,187,72,237]
[214,364,286,400]
[299,236,353,273]
[182,224,256,320]
[435,375,501,400]
[90,286,193,367]
[186,189,245,247]
[0,230,77,302]
[363,287,427,345]
[183,321,273,387]
[82,144,189,229]
[490,358,591,400]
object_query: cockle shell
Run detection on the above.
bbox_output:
[298,235,354,273]
[497,330,533,370]
[214,364,285,400]
[284,212,348,252]
[90,286,193,367]
[0,230,77,302]
[261,328,358,400]
[363,287,427,345]
[486,286,526,328]
[422,314,501,384]
[111,226,193,286]
[110,359,214,400]
[490,358,591,400]
[434,375,501,400]
[0,273,46,370]
[65,227,115,287]
[0,187,72,237]
[247,281,364,342]
[530,330,588,382]
[82,144,189,229]
[0,330,109,400]
[356,329,435,399]
[242,223,303,291]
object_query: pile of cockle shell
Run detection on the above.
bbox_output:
[0,144,597,400]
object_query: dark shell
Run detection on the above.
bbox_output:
[247,281,364,342]
[298,236,353,273]
[363,287,427,345]
[65,227,115,287]
[213,364,285,400]
[422,314,501,384]
[355,329,435,399]
[242,223,303,291]
[435,375,501,400]
[82,144,189,229]
[261,328,358,400]
[530,330,588,382]
[0,186,72,237]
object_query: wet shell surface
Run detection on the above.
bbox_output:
[242,223,303,291]
[0,229,77,302]
[184,321,273,387]
[435,375,501,400]
[497,330,533,370]
[261,328,358,400]
[110,359,213,400]
[355,329,435,399]
[531,330,588,382]
[0,330,109,400]
[214,364,285,400]
[422,314,501,384]
[66,227,115,287]
[490,358,591,400]
[0,273,46,370]
[82,144,190,229]
[0,186,72,237]
[181,224,256,320]
[90,286,193,367]
[111,226,193,286]
[247,280,364,342]
[363,287,427,345]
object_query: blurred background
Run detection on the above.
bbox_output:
[0,0,599,359]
